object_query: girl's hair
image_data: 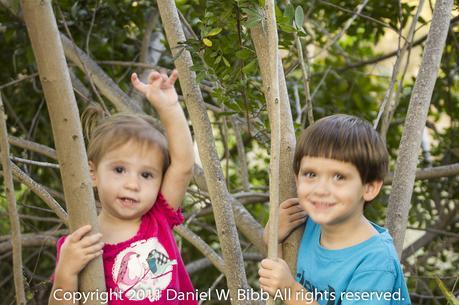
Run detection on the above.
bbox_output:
[293,114,388,183]
[81,104,170,173]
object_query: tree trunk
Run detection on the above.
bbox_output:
[155,1,251,304]
[20,1,106,303]
[251,22,300,276]
[385,0,454,257]
[0,95,26,305]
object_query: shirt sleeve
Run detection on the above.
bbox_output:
[152,192,184,228]
[50,235,67,282]
[340,270,407,305]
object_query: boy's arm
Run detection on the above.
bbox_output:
[49,226,104,305]
[131,71,194,210]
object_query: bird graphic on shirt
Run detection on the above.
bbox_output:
[115,252,142,286]
[146,249,177,277]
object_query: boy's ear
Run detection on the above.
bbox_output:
[88,161,97,187]
[363,180,384,202]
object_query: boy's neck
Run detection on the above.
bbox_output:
[319,215,378,250]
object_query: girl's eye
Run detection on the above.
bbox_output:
[141,172,153,179]
[114,166,125,174]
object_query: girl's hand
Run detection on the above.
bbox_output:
[56,225,104,278]
[259,258,296,296]
[131,70,179,111]
[278,198,307,242]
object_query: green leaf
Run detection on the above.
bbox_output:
[434,277,459,305]
[284,4,294,24]
[207,27,222,37]
[202,38,213,47]
[295,6,304,29]
[222,56,230,67]
[258,0,266,7]
[245,17,261,29]
[235,49,252,60]
[242,59,258,74]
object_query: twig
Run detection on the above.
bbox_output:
[10,156,59,168]
[0,93,26,305]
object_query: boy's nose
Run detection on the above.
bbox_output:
[313,179,331,195]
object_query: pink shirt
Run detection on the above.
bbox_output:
[55,193,197,304]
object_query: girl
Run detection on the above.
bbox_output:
[50,70,197,304]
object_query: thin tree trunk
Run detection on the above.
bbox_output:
[0,95,26,305]
[263,0,281,259]
[155,1,251,304]
[251,21,299,276]
[262,2,281,305]
[385,0,454,257]
[20,1,106,303]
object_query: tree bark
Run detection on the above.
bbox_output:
[251,22,299,276]
[385,0,454,257]
[0,95,26,305]
[20,1,106,303]
[156,1,251,303]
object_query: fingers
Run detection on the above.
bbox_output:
[131,73,149,94]
[69,225,92,242]
[79,232,103,248]
[168,69,178,85]
[280,198,300,209]
[83,241,104,256]
[148,71,162,83]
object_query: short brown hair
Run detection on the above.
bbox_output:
[293,114,388,183]
[82,105,170,173]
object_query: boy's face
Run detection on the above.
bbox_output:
[295,156,382,229]
[90,141,164,222]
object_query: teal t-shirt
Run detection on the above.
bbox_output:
[296,218,411,305]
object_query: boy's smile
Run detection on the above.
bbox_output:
[90,141,164,223]
[296,156,382,232]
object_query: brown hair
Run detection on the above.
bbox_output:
[293,114,388,183]
[81,104,170,173]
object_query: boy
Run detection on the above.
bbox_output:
[259,114,411,304]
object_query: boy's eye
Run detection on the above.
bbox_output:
[302,172,316,178]
[114,166,125,174]
[141,172,153,179]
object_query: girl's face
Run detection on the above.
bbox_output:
[90,140,164,222]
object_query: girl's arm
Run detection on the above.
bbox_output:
[49,225,104,305]
[131,71,194,210]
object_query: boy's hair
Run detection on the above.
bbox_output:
[81,104,170,173]
[293,114,388,183]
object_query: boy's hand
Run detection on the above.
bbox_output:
[259,258,296,296]
[56,225,104,279]
[131,70,179,111]
[278,198,307,242]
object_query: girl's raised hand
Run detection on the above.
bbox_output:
[131,70,179,111]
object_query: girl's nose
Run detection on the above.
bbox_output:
[124,174,140,190]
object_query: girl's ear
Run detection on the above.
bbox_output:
[89,161,97,187]
[363,180,384,202]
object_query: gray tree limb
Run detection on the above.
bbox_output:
[385,0,454,257]
[156,1,251,303]
[0,95,26,305]
[20,0,105,301]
